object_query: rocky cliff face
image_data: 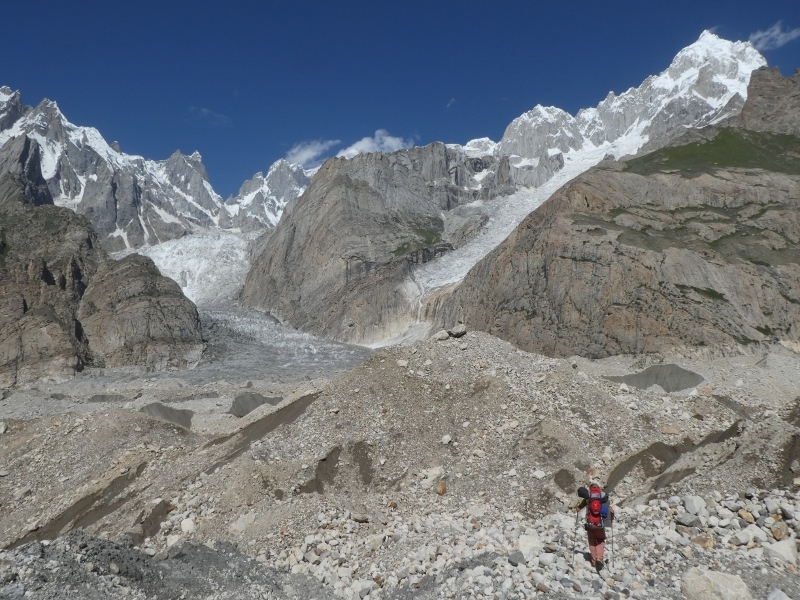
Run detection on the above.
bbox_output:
[0,136,204,386]
[438,69,800,358]
[239,33,773,346]
[440,162,800,358]
[240,142,504,343]
[735,66,800,136]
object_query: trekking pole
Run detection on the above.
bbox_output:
[610,521,614,570]
[573,508,579,568]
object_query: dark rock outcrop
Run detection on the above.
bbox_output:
[735,66,800,136]
[0,136,204,386]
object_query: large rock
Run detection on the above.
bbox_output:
[763,538,798,565]
[0,135,203,385]
[241,142,507,344]
[736,66,800,137]
[440,160,800,357]
[681,567,753,600]
[77,254,203,370]
[439,68,800,358]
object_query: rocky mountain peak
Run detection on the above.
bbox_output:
[164,149,212,184]
[226,158,312,228]
[0,89,238,249]
[668,30,763,78]
[492,31,767,189]
[0,87,27,132]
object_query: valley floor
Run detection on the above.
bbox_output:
[1,315,799,599]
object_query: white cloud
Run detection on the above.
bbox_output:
[286,139,340,168]
[336,129,413,159]
[446,98,456,109]
[188,106,231,126]
[749,21,800,51]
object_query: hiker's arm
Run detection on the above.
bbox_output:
[574,499,586,511]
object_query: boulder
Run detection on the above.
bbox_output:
[447,324,467,338]
[684,495,707,515]
[763,539,798,565]
[681,567,753,600]
[517,533,543,562]
[0,135,203,385]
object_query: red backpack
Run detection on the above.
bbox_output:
[586,485,608,530]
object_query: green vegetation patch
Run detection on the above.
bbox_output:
[675,284,727,301]
[392,219,444,257]
[625,129,800,177]
[413,226,441,246]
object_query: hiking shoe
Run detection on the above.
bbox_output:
[595,560,605,572]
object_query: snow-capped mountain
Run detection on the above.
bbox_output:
[454,31,766,188]
[225,159,313,230]
[414,32,767,292]
[0,89,226,250]
[0,31,770,311]
[0,88,307,250]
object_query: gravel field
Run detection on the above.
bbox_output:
[1,326,799,599]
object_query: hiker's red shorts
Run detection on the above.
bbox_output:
[587,528,606,562]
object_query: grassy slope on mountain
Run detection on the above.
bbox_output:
[625,128,800,177]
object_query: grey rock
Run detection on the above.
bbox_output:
[676,513,701,528]
[0,421,6,434]
[447,323,467,338]
[12,486,31,500]
[763,539,798,565]
[764,496,781,515]
[684,495,707,515]
[731,529,752,546]
[507,550,525,567]
[241,143,503,345]
[538,553,556,567]
[681,567,753,600]
[0,137,203,385]
[0,583,25,599]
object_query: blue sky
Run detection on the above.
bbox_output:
[2,1,799,197]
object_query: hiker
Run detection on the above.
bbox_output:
[575,483,614,571]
